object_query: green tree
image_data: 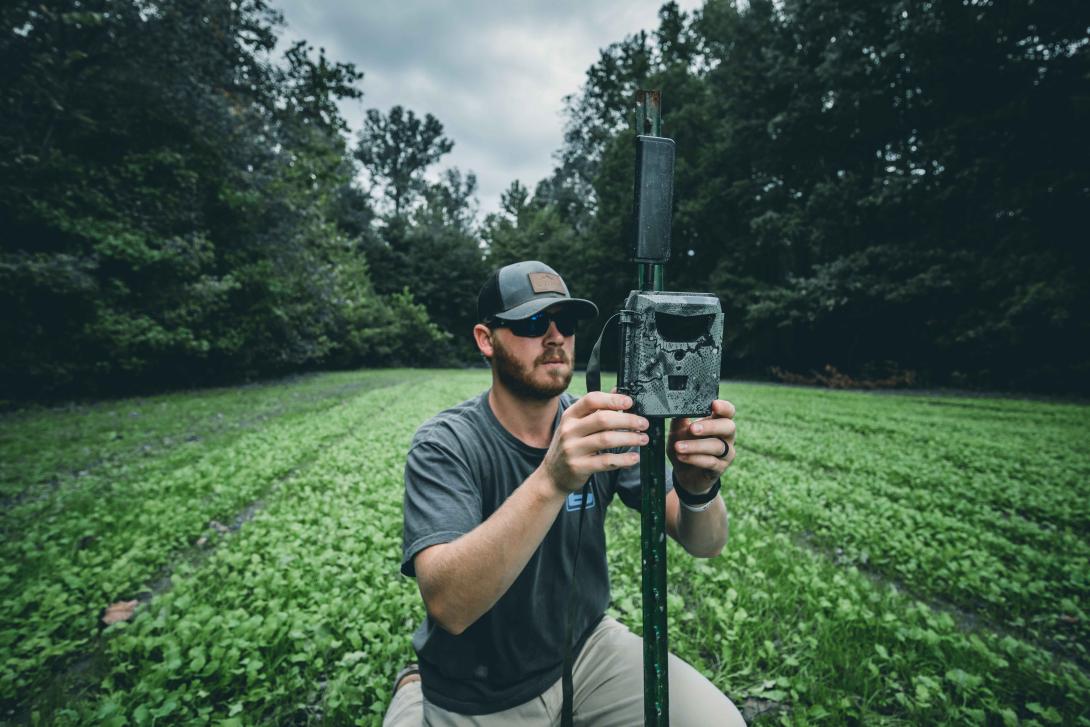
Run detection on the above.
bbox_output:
[529,0,1089,390]
[0,0,451,399]
[353,105,454,217]
[362,169,487,359]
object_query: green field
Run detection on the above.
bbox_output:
[1,370,1088,725]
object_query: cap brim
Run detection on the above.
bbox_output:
[493,297,599,321]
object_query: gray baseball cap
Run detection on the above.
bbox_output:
[477,261,599,322]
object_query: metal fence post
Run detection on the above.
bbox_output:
[635,88,669,727]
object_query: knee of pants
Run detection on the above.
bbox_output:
[576,617,745,727]
[383,681,423,727]
[666,651,747,727]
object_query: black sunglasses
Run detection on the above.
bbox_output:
[490,310,579,337]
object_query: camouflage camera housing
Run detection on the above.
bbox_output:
[616,290,724,418]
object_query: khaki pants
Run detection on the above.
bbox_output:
[383,616,746,726]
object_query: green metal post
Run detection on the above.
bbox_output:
[635,89,669,727]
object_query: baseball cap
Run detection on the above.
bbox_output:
[477,261,599,323]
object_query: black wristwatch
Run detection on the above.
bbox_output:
[672,471,721,507]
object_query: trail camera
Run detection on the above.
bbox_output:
[585,132,724,418]
[616,291,723,418]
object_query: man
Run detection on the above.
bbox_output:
[384,261,745,726]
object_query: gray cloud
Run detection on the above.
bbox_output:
[273,0,702,217]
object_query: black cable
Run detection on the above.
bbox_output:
[561,478,592,727]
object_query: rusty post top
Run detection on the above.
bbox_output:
[635,89,663,137]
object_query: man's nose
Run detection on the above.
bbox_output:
[543,320,565,344]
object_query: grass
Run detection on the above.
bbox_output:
[0,369,1087,724]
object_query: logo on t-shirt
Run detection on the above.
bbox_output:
[566,490,596,512]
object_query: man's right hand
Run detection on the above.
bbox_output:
[541,392,650,494]
[414,392,649,635]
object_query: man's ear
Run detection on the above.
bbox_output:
[473,323,494,360]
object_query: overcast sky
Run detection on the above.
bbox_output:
[273,1,702,218]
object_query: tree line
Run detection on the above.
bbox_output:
[2,0,1087,401]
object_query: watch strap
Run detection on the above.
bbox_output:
[672,471,721,506]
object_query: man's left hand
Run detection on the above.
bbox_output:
[668,399,736,494]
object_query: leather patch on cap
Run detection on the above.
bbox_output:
[529,272,565,294]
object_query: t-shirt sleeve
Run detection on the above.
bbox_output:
[401,439,482,577]
[611,445,675,512]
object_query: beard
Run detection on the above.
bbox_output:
[491,337,572,401]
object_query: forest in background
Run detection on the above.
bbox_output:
[2,0,1088,400]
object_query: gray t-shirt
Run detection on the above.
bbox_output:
[400,389,673,714]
